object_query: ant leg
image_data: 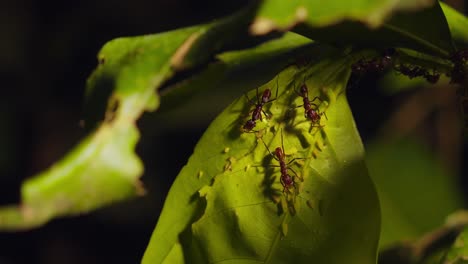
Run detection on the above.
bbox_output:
[250,164,280,168]
[280,178,291,194]
[293,81,301,96]
[260,137,279,161]
[256,87,260,105]
[261,109,269,120]
[310,96,324,104]
[310,103,319,110]
[280,177,286,192]
[265,75,280,104]
[293,82,304,108]
[289,167,303,182]
[280,128,286,156]
[244,93,256,107]
[286,157,306,166]
[262,79,280,119]
[309,123,325,133]
[322,111,328,120]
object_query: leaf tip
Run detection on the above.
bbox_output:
[295,6,308,22]
[250,18,277,35]
[135,180,147,196]
[170,32,201,70]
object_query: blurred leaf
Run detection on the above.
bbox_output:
[366,139,463,249]
[143,57,379,263]
[0,121,143,229]
[441,2,468,49]
[0,25,203,230]
[251,0,453,57]
[168,0,264,71]
[379,211,468,264]
[441,214,468,264]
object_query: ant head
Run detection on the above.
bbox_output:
[311,111,321,122]
[299,84,308,96]
[243,120,256,131]
[282,174,294,185]
[274,147,283,158]
[261,89,272,103]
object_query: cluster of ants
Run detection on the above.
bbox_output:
[351,48,441,83]
[352,48,468,135]
[351,48,468,85]
[241,81,327,196]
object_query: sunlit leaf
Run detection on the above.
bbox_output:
[143,56,380,263]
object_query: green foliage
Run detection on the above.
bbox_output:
[367,140,463,248]
[0,0,468,263]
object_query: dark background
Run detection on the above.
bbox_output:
[0,0,466,263]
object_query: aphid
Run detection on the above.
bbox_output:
[296,83,327,127]
[243,84,278,132]
[351,48,396,76]
[352,58,383,75]
[424,71,440,84]
[262,130,303,194]
[395,64,440,84]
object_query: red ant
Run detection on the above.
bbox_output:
[261,129,303,194]
[296,83,327,127]
[243,80,278,132]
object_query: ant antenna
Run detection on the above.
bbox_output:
[256,87,260,105]
[275,75,279,99]
[280,128,285,155]
[260,136,276,160]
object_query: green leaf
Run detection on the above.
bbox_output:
[441,2,468,49]
[366,140,463,249]
[143,56,380,263]
[251,0,454,57]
